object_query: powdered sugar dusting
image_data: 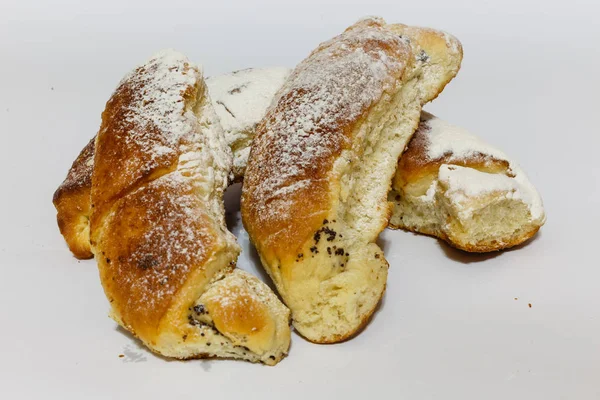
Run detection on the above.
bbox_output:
[115,174,217,313]
[440,164,521,198]
[203,269,273,316]
[422,112,509,162]
[207,67,290,177]
[420,114,545,221]
[207,67,290,137]
[438,164,543,220]
[117,49,199,148]
[244,18,410,235]
[56,67,289,198]
[92,50,207,209]
[94,49,238,327]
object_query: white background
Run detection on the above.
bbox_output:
[1,0,599,399]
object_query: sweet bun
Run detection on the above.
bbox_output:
[53,67,291,259]
[389,112,546,252]
[89,50,290,364]
[241,18,462,343]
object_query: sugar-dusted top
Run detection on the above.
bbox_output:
[90,50,237,340]
[207,67,291,137]
[207,67,291,176]
[422,112,509,162]
[116,49,201,148]
[242,17,411,254]
[92,50,201,214]
[408,113,545,221]
[438,164,545,221]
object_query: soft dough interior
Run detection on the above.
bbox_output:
[286,74,426,342]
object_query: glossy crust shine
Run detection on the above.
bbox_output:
[89,50,290,365]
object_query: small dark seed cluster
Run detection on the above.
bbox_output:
[418,49,430,63]
[296,219,349,267]
[187,304,209,327]
[314,227,337,244]
[193,304,208,315]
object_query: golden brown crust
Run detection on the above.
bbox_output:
[242,18,462,343]
[389,219,541,253]
[95,177,222,340]
[452,226,541,252]
[87,51,290,364]
[90,51,226,345]
[396,123,510,187]
[54,67,291,260]
[52,138,95,259]
[387,24,463,104]
[242,18,410,260]
[390,114,545,252]
[90,88,184,232]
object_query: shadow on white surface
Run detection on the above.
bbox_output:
[224,183,243,232]
[376,235,391,254]
[438,231,543,265]
[115,326,217,371]
[114,326,160,363]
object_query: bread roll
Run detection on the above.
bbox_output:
[89,50,290,365]
[241,18,462,343]
[53,67,291,260]
[389,112,546,252]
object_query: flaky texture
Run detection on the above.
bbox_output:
[241,18,462,343]
[53,67,290,260]
[389,112,546,252]
[89,50,290,365]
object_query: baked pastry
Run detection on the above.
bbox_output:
[389,112,545,252]
[89,50,290,364]
[241,18,462,343]
[53,137,95,259]
[53,67,291,260]
[208,67,290,179]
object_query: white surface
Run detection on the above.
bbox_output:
[1,0,599,399]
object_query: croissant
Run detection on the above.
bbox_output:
[88,50,290,364]
[53,67,290,259]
